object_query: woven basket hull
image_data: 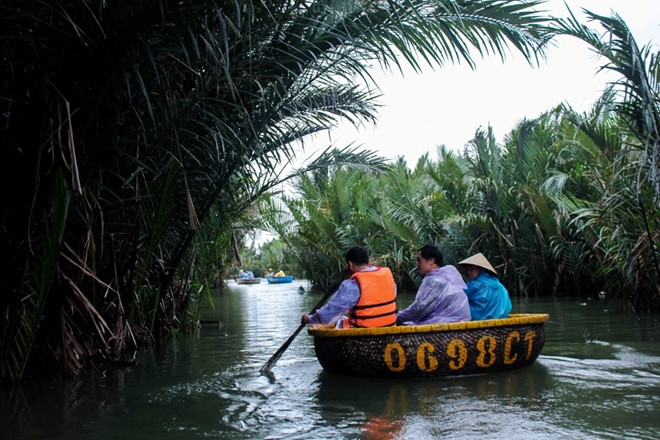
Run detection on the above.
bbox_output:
[309,314,548,377]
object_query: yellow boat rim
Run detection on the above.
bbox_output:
[308,313,550,337]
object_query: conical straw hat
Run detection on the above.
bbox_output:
[458,253,498,276]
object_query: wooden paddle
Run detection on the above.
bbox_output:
[260,273,347,374]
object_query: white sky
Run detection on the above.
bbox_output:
[298,0,660,167]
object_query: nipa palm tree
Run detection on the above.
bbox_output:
[0,0,549,382]
[552,9,660,310]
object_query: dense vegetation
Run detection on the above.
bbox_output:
[264,95,660,308]
[259,12,660,313]
[2,1,658,384]
[1,1,551,383]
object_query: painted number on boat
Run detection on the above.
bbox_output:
[383,330,538,373]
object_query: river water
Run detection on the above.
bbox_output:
[2,279,660,440]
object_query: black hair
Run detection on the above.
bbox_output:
[345,246,369,265]
[418,244,444,266]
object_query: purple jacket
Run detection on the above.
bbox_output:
[397,265,471,325]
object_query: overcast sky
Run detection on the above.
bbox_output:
[297,0,660,167]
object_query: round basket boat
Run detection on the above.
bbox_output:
[307,313,549,377]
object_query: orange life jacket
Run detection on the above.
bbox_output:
[344,267,397,328]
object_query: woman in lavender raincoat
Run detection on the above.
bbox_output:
[396,244,471,325]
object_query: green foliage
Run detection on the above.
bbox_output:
[263,6,660,312]
[0,0,550,382]
[551,8,660,310]
[268,22,660,309]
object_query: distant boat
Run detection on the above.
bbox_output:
[266,275,294,284]
[235,277,261,285]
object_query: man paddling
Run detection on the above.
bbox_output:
[301,247,397,328]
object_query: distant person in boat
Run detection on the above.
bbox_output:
[246,270,255,279]
[396,244,471,325]
[301,246,397,328]
[457,253,512,320]
[238,269,247,278]
[275,269,285,277]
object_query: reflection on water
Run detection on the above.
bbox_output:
[1,282,659,440]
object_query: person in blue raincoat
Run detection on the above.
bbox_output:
[457,253,512,320]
